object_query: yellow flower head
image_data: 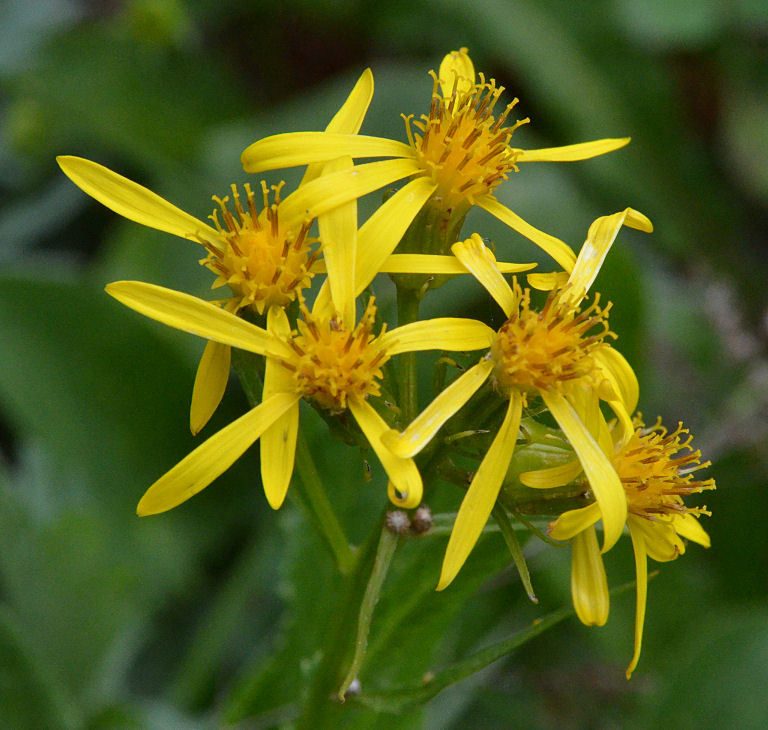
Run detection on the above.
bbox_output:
[205,182,317,315]
[546,415,714,678]
[286,298,389,413]
[490,281,614,395]
[403,47,529,209]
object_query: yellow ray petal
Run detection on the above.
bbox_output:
[301,69,374,186]
[279,158,422,226]
[626,524,648,678]
[562,208,653,308]
[673,513,711,548]
[106,281,291,359]
[519,459,583,489]
[56,156,219,247]
[549,502,602,541]
[348,396,422,509]
[380,318,495,356]
[438,394,523,590]
[515,137,631,163]
[527,271,569,291]
[377,254,536,275]
[628,516,682,562]
[592,346,639,416]
[382,360,493,458]
[260,307,300,509]
[190,340,231,435]
[571,526,609,626]
[451,234,517,318]
[355,177,438,292]
[241,132,415,173]
[317,156,357,324]
[478,197,577,272]
[541,390,627,552]
[137,391,300,515]
[438,47,475,96]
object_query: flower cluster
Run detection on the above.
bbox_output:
[58,48,713,676]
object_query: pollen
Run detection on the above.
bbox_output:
[202,181,318,314]
[403,70,529,210]
[282,298,390,413]
[614,419,715,521]
[490,281,614,394]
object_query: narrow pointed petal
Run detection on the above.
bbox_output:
[355,177,437,292]
[190,341,231,435]
[301,69,374,186]
[438,394,522,590]
[382,360,493,458]
[279,158,422,226]
[563,208,653,307]
[57,156,219,246]
[377,253,536,275]
[629,516,682,562]
[106,281,291,359]
[137,392,300,515]
[317,156,357,324]
[438,47,475,96]
[379,318,495,355]
[519,459,583,489]
[241,133,415,173]
[260,307,300,508]
[478,197,577,272]
[673,513,711,548]
[592,346,639,415]
[549,502,602,541]
[348,396,422,508]
[571,526,610,626]
[515,138,631,163]
[626,525,649,678]
[451,234,518,317]
[542,390,627,552]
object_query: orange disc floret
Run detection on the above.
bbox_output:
[281,298,390,413]
[615,418,715,521]
[202,181,318,314]
[404,71,529,209]
[490,281,614,394]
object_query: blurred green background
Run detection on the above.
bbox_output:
[1,0,767,727]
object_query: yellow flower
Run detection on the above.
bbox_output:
[382,209,652,589]
[104,180,497,515]
[241,48,631,271]
[532,416,714,678]
[57,70,375,435]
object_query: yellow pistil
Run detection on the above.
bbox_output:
[282,298,390,413]
[490,282,614,394]
[616,418,715,523]
[204,181,318,314]
[403,68,529,210]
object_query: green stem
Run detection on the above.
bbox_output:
[294,429,357,576]
[396,289,422,424]
[336,523,399,700]
[230,348,355,575]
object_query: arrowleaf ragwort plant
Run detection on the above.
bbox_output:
[59,48,714,721]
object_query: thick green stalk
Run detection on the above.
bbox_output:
[396,289,421,424]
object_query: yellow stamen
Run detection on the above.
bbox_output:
[490,281,614,393]
[403,71,529,209]
[282,298,390,413]
[203,182,317,314]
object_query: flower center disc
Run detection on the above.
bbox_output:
[491,285,612,393]
[204,182,317,314]
[285,299,389,413]
[405,72,528,208]
[615,421,715,520]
